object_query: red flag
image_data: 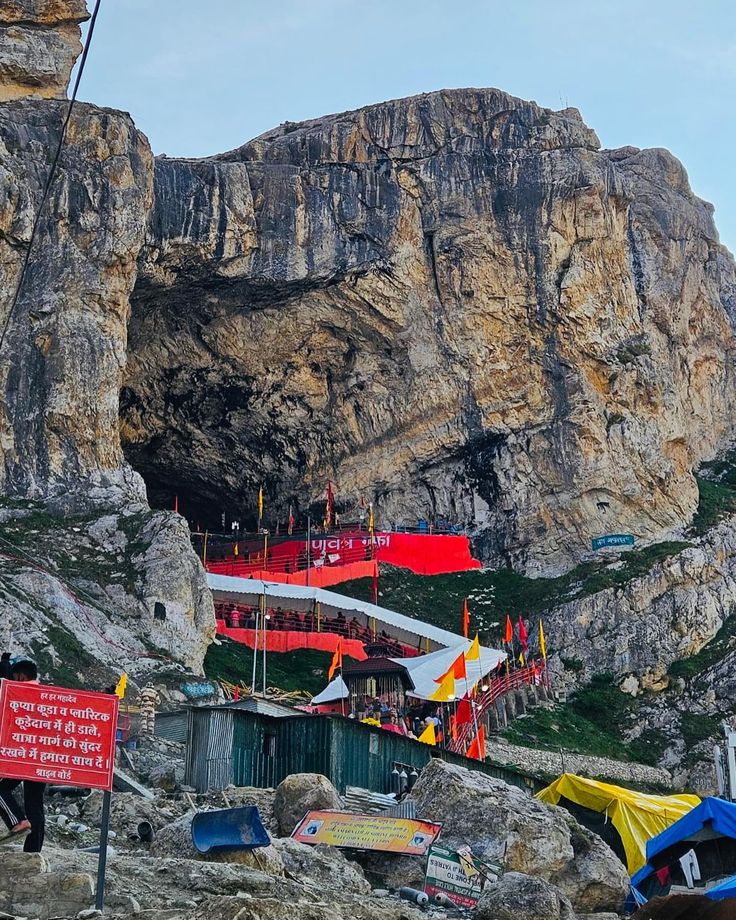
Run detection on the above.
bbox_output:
[328,638,343,681]
[504,615,513,644]
[371,561,379,604]
[326,480,334,527]
[462,598,470,638]
[466,725,486,761]
[456,697,473,725]
[518,617,529,652]
[288,505,295,536]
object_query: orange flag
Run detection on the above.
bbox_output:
[328,639,343,680]
[466,725,486,761]
[435,650,466,683]
[462,598,470,638]
[504,615,513,644]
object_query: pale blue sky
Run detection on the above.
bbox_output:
[79,0,736,252]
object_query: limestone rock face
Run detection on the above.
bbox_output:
[0,1,89,102]
[544,519,736,686]
[0,99,154,512]
[124,88,736,574]
[272,773,344,837]
[408,759,628,912]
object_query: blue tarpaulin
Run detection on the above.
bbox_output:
[631,798,736,903]
[707,874,736,901]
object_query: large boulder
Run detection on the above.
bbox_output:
[408,759,627,912]
[475,872,576,920]
[273,773,344,837]
[272,837,370,895]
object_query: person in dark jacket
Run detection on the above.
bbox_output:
[0,658,46,852]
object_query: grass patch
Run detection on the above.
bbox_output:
[204,639,360,697]
[338,541,690,645]
[668,616,736,681]
[500,673,664,766]
[31,624,98,689]
[680,712,722,750]
[690,477,736,535]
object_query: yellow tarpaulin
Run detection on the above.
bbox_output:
[536,773,700,874]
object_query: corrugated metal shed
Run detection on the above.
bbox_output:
[184,708,541,796]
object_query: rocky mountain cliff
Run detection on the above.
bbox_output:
[124,89,736,575]
[0,2,214,679]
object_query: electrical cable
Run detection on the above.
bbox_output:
[0,0,104,354]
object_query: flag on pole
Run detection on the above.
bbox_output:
[456,696,473,725]
[234,542,239,557]
[504,615,513,644]
[258,485,264,523]
[114,673,127,700]
[466,634,481,661]
[417,721,436,745]
[435,650,466,683]
[326,480,334,527]
[371,561,379,604]
[466,725,486,761]
[462,598,470,638]
[519,651,525,667]
[430,668,456,702]
[368,503,375,535]
[328,638,343,681]
[288,506,295,536]
[518,616,529,652]
[539,619,547,660]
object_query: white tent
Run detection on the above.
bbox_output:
[309,641,507,704]
[208,574,468,652]
[311,675,349,704]
[394,641,505,700]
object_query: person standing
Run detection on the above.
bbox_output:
[0,658,46,852]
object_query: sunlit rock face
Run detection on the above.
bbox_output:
[0,1,89,102]
[124,88,736,574]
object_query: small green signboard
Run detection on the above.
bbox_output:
[424,844,499,908]
[591,534,635,552]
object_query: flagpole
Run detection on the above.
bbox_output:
[306,516,311,585]
[262,583,268,698]
[251,595,259,694]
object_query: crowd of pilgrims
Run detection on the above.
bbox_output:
[349,696,446,741]
[215,602,407,656]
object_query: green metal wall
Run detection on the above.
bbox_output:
[227,710,540,795]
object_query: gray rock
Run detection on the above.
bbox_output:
[271,837,370,894]
[408,759,627,912]
[475,872,576,920]
[272,773,344,837]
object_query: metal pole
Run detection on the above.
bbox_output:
[251,595,259,693]
[262,585,267,698]
[95,790,112,910]
[202,530,209,567]
[306,516,311,585]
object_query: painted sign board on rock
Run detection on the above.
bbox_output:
[0,680,118,790]
[292,810,441,855]
[591,534,636,551]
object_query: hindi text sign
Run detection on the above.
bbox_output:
[292,810,441,855]
[0,681,118,790]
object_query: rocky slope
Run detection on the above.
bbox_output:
[0,4,214,676]
[124,90,736,575]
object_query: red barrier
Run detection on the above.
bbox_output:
[207,559,375,587]
[207,532,481,583]
[216,622,368,660]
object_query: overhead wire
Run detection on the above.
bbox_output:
[0,0,104,354]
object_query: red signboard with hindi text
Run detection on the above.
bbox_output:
[0,681,118,790]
